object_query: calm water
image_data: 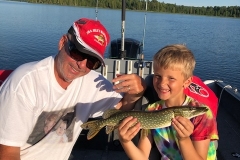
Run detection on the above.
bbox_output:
[1,0,240,89]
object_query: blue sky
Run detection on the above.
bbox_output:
[159,0,240,7]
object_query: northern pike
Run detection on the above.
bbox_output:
[81,106,208,140]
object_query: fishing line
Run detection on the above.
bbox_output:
[95,0,98,20]
[142,0,147,54]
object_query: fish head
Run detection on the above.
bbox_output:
[173,106,208,119]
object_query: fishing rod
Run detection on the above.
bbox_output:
[138,0,148,77]
[142,0,147,54]
[120,0,126,59]
[95,0,98,20]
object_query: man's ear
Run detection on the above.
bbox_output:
[184,76,193,88]
[58,35,68,50]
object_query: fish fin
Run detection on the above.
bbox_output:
[140,129,149,139]
[106,125,116,134]
[102,109,121,119]
[81,120,103,140]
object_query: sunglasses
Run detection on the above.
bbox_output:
[67,39,101,70]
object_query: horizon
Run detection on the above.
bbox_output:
[159,0,240,7]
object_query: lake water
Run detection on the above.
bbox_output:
[1,0,240,89]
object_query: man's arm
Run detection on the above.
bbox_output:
[112,74,146,110]
[0,144,20,160]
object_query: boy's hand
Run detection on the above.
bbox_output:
[118,116,141,143]
[171,116,194,140]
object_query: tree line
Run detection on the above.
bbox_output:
[16,0,240,18]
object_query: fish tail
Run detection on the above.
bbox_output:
[81,120,103,140]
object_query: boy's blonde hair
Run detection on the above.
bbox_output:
[153,44,196,79]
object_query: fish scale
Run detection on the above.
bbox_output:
[81,106,208,140]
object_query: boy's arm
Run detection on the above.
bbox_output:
[172,116,210,160]
[0,144,20,160]
[179,138,210,160]
[121,136,152,160]
[118,117,152,160]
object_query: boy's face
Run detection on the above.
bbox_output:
[153,64,191,106]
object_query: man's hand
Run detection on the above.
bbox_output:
[112,74,146,95]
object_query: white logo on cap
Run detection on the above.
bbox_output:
[86,29,107,45]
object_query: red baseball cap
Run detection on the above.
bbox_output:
[68,18,110,66]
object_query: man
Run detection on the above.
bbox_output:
[0,18,146,160]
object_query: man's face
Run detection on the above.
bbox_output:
[55,42,91,83]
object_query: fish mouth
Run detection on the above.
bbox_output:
[198,107,209,114]
[204,108,209,111]
[202,107,209,112]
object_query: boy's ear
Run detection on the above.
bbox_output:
[58,35,68,50]
[183,76,193,88]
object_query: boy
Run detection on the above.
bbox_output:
[118,44,218,160]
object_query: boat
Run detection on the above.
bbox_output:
[1,55,240,160]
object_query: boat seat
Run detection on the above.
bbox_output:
[134,74,160,111]
[0,70,13,86]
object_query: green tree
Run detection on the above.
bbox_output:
[23,0,240,18]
